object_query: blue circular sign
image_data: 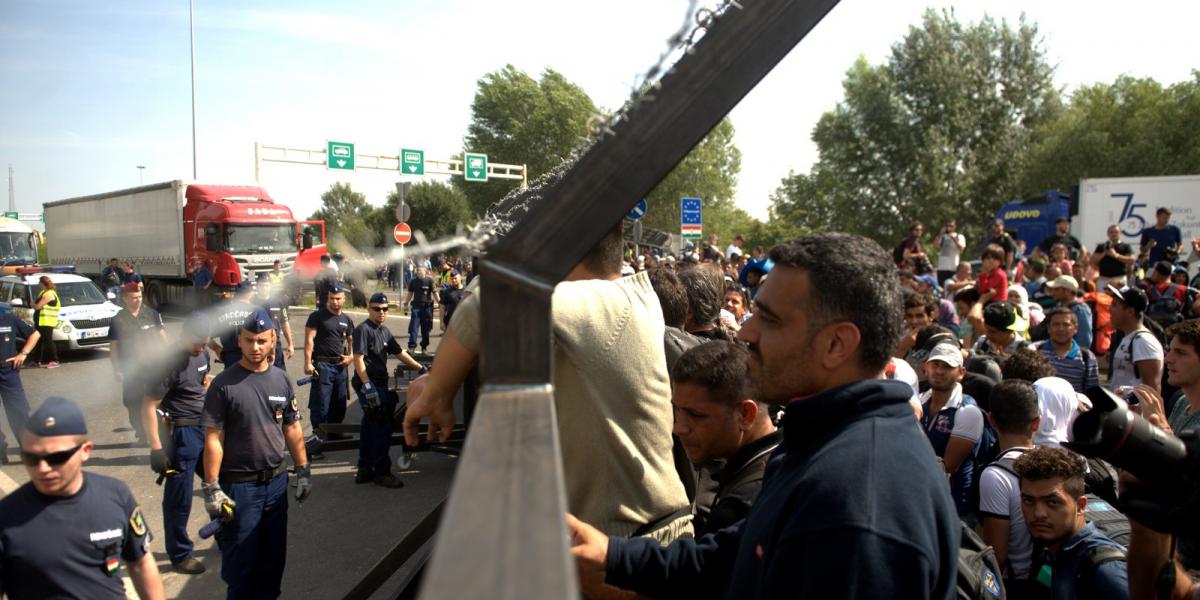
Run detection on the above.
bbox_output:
[627,199,647,221]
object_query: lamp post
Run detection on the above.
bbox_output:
[189,0,197,180]
[137,165,145,185]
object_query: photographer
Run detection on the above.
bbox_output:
[935,219,966,285]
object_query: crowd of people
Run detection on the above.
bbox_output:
[4,211,1200,599]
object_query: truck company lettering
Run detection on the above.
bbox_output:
[1003,209,1041,220]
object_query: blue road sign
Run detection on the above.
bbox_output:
[681,197,702,225]
[627,199,647,220]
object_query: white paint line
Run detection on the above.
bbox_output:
[0,467,20,497]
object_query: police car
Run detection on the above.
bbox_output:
[0,268,122,350]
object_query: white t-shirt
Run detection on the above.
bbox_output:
[978,447,1034,579]
[725,244,742,259]
[936,232,966,271]
[1109,329,1164,391]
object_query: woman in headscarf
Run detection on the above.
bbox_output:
[1007,285,1042,338]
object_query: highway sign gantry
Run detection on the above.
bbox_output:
[464,152,488,182]
[401,149,425,175]
[327,141,355,170]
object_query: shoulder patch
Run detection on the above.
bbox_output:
[290,396,298,411]
[130,506,147,537]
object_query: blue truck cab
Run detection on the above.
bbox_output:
[994,191,1073,255]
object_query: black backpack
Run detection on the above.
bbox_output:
[957,522,1006,600]
[1146,283,1184,327]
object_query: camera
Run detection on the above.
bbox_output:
[1067,386,1200,536]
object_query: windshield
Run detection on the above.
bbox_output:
[0,233,37,266]
[224,224,298,254]
[48,281,107,307]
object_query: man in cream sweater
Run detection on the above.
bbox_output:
[403,221,691,543]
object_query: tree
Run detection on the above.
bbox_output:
[1020,73,1200,193]
[774,10,1060,252]
[310,182,379,252]
[378,182,473,241]
[642,117,743,234]
[456,65,598,215]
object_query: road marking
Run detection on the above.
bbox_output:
[0,468,19,497]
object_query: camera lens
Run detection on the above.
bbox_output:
[1067,386,1187,490]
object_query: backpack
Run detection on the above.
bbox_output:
[957,522,1006,599]
[963,396,1001,516]
[1145,283,1184,327]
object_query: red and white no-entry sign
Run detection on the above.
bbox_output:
[393,222,412,245]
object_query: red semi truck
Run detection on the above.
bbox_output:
[44,180,327,307]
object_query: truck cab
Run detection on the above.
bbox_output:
[994,191,1072,255]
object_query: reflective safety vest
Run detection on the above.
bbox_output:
[268,270,286,286]
[37,289,60,328]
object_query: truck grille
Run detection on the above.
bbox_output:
[70,317,113,330]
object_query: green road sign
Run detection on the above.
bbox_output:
[327,141,355,170]
[401,148,425,175]
[464,152,488,182]
[2,212,16,220]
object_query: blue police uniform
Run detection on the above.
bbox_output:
[304,301,354,431]
[0,397,154,599]
[110,303,165,444]
[148,348,210,565]
[352,295,403,481]
[406,275,435,352]
[201,310,302,600]
[212,291,257,367]
[259,297,288,369]
[0,311,34,461]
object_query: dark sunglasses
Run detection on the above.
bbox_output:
[21,443,84,467]
[369,306,389,313]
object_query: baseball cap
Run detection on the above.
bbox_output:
[25,397,87,436]
[1044,275,1079,291]
[1106,285,1149,313]
[925,343,964,368]
[983,302,1020,331]
[914,274,938,288]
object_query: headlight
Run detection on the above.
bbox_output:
[61,323,72,334]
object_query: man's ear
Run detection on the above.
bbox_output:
[737,399,758,430]
[818,322,861,371]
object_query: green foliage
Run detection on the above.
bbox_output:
[383,182,473,240]
[643,118,742,234]
[455,65,598,215]
[309,182,380,252]
[1020,73,1200,193]
[772,9,1060,253]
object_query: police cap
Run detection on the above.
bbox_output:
[369,292,388,305]
[241,307,275,334]
[26,397,87,436]
[328,281,346,294]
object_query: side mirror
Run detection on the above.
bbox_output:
[10,298,23,307]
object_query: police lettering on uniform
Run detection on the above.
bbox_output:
[256,274,294,370]
[352,293,425,488]
[201,308,310,599]
[141,315,213,575]
[209,281,259,367]
[0,306,40,464]
[304,282,354,444]
[0,397,165,599]
[110,282,167,446]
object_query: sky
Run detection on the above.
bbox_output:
[1,0,1197,231]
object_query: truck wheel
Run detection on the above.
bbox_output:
[145,281,165,310]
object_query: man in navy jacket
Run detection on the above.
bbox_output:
[568,233,960,599]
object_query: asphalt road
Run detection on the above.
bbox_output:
[0,306,454,600]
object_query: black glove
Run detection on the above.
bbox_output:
[150,448,171,475]
[294,464,312,503]
[417,366,428,376]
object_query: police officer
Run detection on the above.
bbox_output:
[352,293,425,488]
[209,280,258,367]
[200,308,310,599]
[110,282,167,445]
[0,397,165,599]
[404,266,436,353]
[257,274,294,369]
[304,282,354,442]
[0,305,39,464]
[141,315,212,575]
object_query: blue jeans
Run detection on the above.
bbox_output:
[309,362,347,428]
[0,368,30,450]
[216,472,289,600]
[356,379,394,474]
[162,425,204,562]
[408,305,432,350]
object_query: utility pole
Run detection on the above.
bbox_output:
[6,165,13,212]
[189,0,198,179]
[137,165,145,185]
